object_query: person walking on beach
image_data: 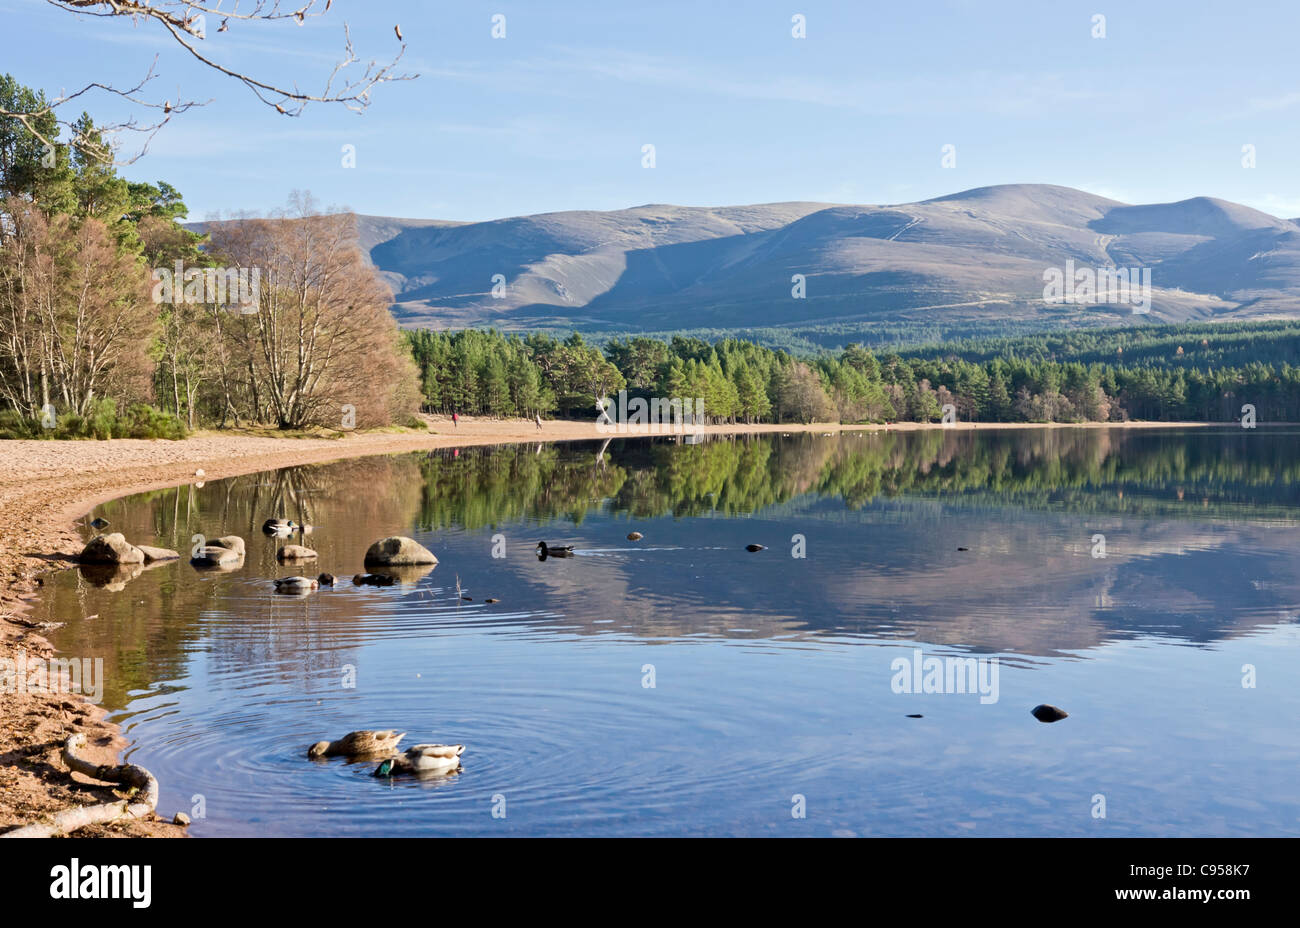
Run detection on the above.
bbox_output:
[452,411,458,428]
[535,411,542,431]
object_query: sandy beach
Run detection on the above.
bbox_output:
[0,415,1216,835]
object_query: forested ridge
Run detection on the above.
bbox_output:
[406,326,1300,424]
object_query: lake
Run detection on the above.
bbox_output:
[31,427,1300,836]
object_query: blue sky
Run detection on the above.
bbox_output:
[4,0,1299,222]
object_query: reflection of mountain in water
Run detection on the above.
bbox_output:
[32,428,1300,709]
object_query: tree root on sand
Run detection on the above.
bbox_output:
[0,734,159,838]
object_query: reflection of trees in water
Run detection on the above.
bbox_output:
[37,428,1300,707]
[408,429,1300,530]
[416,445,629,530]
[37,456,431,708]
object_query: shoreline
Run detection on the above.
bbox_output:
[0,416,1227,835]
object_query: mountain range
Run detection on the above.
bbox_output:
[347,184,1300,332]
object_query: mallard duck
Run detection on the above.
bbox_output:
[318,572,335,586]
[352,573,396,587]
[273,576,318,594]
[745,544,766,552]
[373,743,465,776]
[308,730,406,759]
[535,541,574,559]
[262,518,298,536]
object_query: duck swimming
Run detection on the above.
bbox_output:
[373,743,465,776]
[535,541,575,560]
[262,518,298,536]
[308,730,406,759]
[273,575,320,594]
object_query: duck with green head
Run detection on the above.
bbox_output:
[373,743,465,776]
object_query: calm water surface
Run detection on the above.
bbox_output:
[33,427,1300,836]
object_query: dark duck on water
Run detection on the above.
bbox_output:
[535,541,575,560]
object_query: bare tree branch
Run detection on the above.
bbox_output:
[1,1,416,163]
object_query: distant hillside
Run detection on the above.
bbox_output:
[215,184,1300,333]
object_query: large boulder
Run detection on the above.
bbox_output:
[363,536,438,566]
[137,545,181,563]
[276,545,317,562]
[80,533,144,565]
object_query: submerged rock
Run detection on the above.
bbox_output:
[78,562,143,591]
[80,533,144,564]
[276,545,318,562]
[191,546,243,569]
[137,545,180,563]
[363,536,438,566]
[1031,704,1069,723]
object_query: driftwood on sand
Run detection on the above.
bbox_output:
[0,733,159,838]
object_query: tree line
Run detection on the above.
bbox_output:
[405,327,1300,425]
[0,74,419,439]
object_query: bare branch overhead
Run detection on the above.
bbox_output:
[2,1,416,163]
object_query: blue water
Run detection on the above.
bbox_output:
[34,428,1300,835]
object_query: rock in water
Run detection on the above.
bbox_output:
[208,535,246,556]
[1031,704,1069,723]
[363,536,438,566]
[89,517,110,529]
[174,812,191,827]
[627,532,643,541]
[277,545,318,562]
[80,533,145,564]
[191,546,243,568]
[136,545,181,562]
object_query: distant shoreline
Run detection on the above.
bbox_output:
[0,414,1241,836]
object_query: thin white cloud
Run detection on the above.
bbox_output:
[410,47,1108,117]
